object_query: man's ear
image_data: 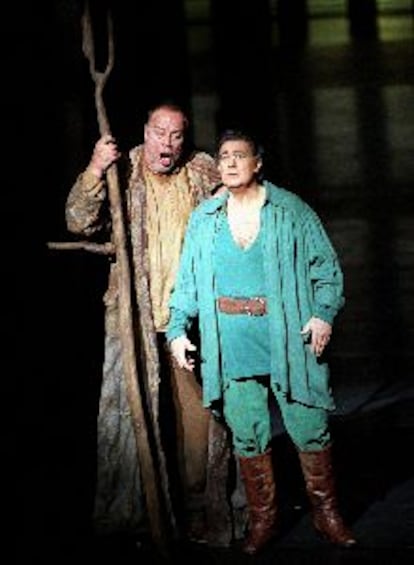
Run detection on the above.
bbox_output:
[255,157,263,174]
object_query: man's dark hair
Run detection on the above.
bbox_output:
[216,128,264,160]
[146,99,190,130]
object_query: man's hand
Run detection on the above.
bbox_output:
[301,317,332,357]
[88,134,121,179]
[170,335,197,371]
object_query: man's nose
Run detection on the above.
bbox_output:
[161,134,175,147]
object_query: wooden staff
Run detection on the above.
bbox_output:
[78,1,170,552]
[47,241,115,255]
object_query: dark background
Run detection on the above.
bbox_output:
[13,1,414,563]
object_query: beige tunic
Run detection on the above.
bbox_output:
[144,166,196,331]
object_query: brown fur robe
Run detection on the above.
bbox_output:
[65,146,244,544]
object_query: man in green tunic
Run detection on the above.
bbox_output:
[167,128,357,554]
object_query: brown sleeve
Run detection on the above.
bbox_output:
[187,151,221,201]
[65,168,108,236]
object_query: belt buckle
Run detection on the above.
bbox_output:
[244,297,265,316]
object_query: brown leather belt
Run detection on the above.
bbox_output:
[217,296,267,316]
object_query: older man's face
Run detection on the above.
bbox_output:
[143,108,186,174]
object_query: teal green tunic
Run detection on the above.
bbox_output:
[214,215,270,378]
[167,181,345,411]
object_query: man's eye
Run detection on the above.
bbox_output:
[218,153,248,161]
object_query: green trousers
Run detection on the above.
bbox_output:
[223,377,331,457]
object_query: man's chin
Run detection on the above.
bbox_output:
[228,184,244,191]
[151,163,175,175]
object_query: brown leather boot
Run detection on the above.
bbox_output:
[298,445,357,547]
[239,449,278,554]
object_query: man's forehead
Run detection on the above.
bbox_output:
[150,109,185,130]
[220,140,250,151]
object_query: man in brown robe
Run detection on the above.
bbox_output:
[65,102,244,546]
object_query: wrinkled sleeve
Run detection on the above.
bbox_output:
[166,213,200,342]
[188,152,221,199]
[302,206,345,325]
[65,168,107,236]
